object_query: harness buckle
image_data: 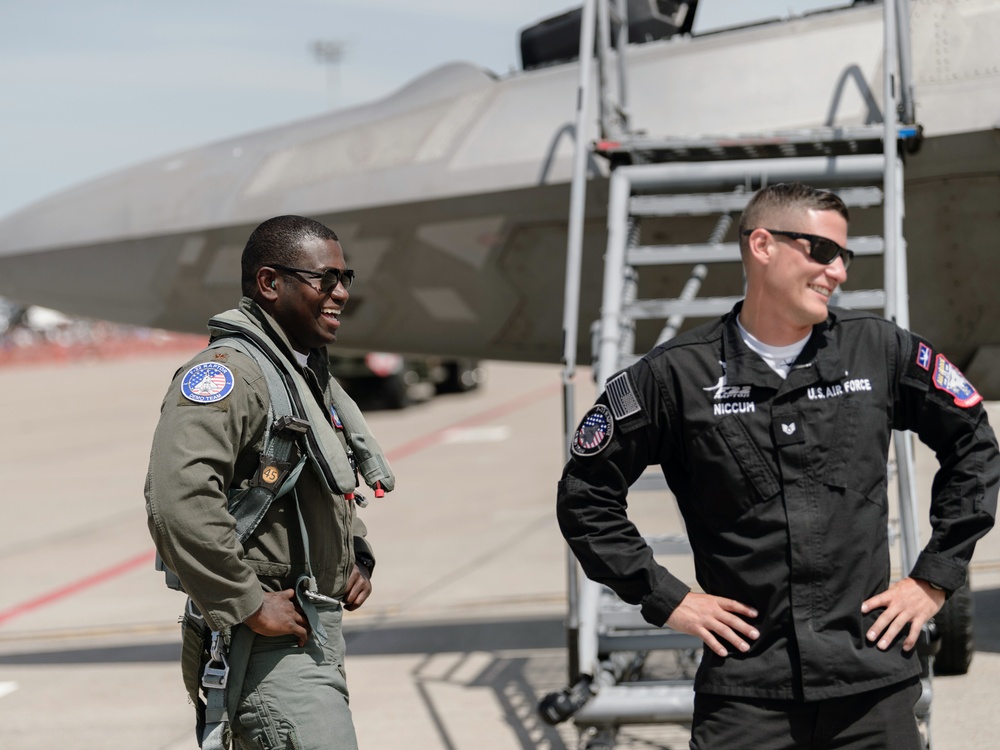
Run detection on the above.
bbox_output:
[299,575,342,607]
[186,598,204,621]
[202,631,230,690]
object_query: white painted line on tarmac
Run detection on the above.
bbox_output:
[442,426,511,444]
[0,682,18,700]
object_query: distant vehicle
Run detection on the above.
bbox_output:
[330,353,483,409]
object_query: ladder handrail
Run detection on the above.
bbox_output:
[897,0,917,126]
[559,0,601,682]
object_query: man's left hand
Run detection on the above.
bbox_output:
[343,563,372,611]
[861,577,946,652]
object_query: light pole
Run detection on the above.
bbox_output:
[311,40,348,108]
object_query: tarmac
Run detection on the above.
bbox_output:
[0,351,998,749]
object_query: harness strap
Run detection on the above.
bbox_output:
[290,484,342,646]
[201,630,229,750]
[206,337,305,543]
[199,624,255,750]
[197,478,332,749]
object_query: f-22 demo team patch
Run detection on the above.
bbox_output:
[180,362,235,404]
[572,404,614,457]
[932,354,982,408]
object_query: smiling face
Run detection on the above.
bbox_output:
[266,236,350,353]
[742,208,849,345]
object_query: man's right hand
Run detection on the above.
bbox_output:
[244,589,309,647]
[665,592,760,657]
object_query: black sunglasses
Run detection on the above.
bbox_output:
[270,264,355,292]
[742,229,854,270]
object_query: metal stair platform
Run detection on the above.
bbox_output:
[595,124,921,163]
[575,681,696,726]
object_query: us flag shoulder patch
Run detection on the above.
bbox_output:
[606,371,642,420]
[572,405,614,457]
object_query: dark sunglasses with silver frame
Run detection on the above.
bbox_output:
[742,229,854,270]
[270,263,355,293]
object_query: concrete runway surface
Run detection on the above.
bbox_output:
[0,352,998,749]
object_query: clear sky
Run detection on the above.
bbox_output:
[0,0,849,219]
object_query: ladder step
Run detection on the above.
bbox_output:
[598,631,704,653]
[599,603,692,631]
[595,124,897,163]
[624,289,886,320]
[574,682,695,726]
[625,296,743,319]
[628,242,742,265]
[630,185,883,217]
[616,156,886,193]
[832,289,886,309]
[626,236,884,266]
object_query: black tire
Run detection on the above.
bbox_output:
[381,372,410,410]
[934,582,974,676]
[437,360,481,394]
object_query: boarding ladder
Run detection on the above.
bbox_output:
[554,1,931,748]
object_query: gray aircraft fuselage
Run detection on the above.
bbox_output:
[1,1,999,394]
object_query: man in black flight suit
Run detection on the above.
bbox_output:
[556,182,998,749]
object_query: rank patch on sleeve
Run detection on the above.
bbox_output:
[606,371,642,420]
[916,342,932,371]
[932,354,982,408]
[572,405,614,457]
[180,362,235,404]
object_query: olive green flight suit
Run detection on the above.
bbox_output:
[146,299,377,749]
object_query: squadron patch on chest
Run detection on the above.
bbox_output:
[572,405,614,457]
[933,354,982,408]
[180,362,235,404]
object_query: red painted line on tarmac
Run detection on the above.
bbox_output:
[385,380,561,462]
[0,549,156,626]
[0,380,561,627]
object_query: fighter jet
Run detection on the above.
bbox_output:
[0,0,998,393]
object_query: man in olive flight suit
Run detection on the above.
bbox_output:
[146,215,393,749]
[557,183,998,749]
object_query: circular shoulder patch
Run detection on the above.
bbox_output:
[572,404,614,457]
[180,362,235,404]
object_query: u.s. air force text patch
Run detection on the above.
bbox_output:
[180,362,235,404]
[572,405,614,457]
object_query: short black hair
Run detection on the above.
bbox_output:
[738,183,849,253]
[240,215,339,297]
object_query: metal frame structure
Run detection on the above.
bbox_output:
[556,1,931,746]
